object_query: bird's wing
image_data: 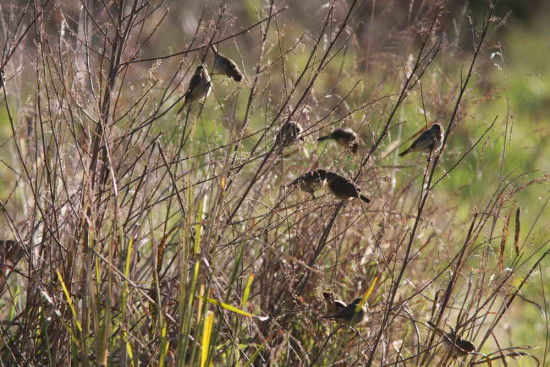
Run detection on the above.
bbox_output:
[186,71,203,95]
[409,129,435,151]
[333,300,347,310]
[332,128,354,140]
[339,179,360,196]
[274,125,288,145]
[334,302,361,318]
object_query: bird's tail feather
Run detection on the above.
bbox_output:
[360,195,371,203]
[398,148,410,157]
[176,99,189,116]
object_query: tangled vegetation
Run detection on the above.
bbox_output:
[0,0,548,366]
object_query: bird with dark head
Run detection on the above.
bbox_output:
[211,45,243,82]
[322,297,365,326]
[275,121,304,150]
[399,123,444,157]
[288,169,327,197]
[318,127,359,153]
[427,321,476,358]
[179,64,211,113]
[320,171,370,203]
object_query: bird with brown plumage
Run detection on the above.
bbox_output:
[177,64,211,114]
[211,45,243,82]
[428,321,476,358]
[288,169,327,198]
[274,121,304,150]
[319,171,370,203]
[318,127,359,153]
[399,123,444,157]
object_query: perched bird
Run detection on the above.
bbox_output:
[399,123,444,157]
[0,240,24,267]
[288,169,327,197]
[274,121,304,149]
[322,292,347,315]
[428,321,476,357]
[0,69,4,89]
[321,171,370,203]
[322,298,365,326]
[317,127,359,153]
[179,64,211,112]
[211,45,243,82]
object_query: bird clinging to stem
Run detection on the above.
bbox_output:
[288,169,327,198]
[317,127,359,153]
[399,123,444,157]
[177,64,211,114]
[427,321,476,358]
[211,45,243,82]
[274,121,304,150]
[320,171,371,203]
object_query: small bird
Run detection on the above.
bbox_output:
[0,240,24,267]
[322,298,365,326]
[179,64,211,112]
[317,127,359,153]
[288,169,327,197]
[211,45,243,82]
[322,292,347,315]
[274,121,304,149]
[399,123,444,157]
[428,321,476,357]
[322,171,370,203]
